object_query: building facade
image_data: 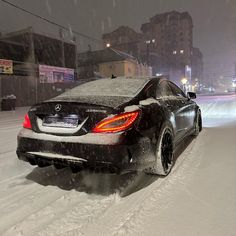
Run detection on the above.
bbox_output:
[77,48,152,79]
[1,27,76,71]
[141,11,193,83]
[99,60,152,78]
[102,26,143,60]
[0,27,77,107]
[102,11,198,85]
[191,47,204,84]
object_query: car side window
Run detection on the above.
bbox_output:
[145,83,157,98]
[168,82,186,98]
[158,81,174,98]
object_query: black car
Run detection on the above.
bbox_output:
[17,77,202,176]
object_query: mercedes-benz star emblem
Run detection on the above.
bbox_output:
[55,104,62,112]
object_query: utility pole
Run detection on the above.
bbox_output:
[74,36,78,80]
[29,27,37,104]
[146,42,150,66]
[59,28,65,67]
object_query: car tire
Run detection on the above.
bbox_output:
[146,124,174,176]
[192,110,202,137]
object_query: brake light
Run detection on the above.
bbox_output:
[92,111,140,133]
[23,114,32,129]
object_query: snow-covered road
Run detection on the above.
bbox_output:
[0,95,236,236]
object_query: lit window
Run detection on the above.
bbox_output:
[180,50,184,54]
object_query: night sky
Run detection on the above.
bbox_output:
[0,0,236,81]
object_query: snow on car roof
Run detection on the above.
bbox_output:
[60,78,151,98]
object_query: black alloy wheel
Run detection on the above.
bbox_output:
[145,126,174,176]
[193,111,202,136]
[161,130,174,174]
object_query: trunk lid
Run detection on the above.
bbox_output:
[49,95,133,108]
[28,101,117,136]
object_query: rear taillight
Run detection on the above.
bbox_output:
[92,111,140,133]
[23,114,32,129]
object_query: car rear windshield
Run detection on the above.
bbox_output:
[61,78,148,97]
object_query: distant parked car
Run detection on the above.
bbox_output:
[17,77,202,176]
[225,88,235,93]
[196,86,215,94]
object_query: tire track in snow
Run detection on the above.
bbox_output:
[0,186,67,235]
[3,171,146,236]
[0,167,70,208]
[0,129,19,154]
[109,132,206,236]
[2,176,120,236]
[0,168,85,235]
[0,125,21,131]
[0,149,32,184]
[0,151,16,161]
[15,193,119,236]
[0,171,31,185]
[67,131,206,236]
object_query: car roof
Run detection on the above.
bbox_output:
[59,77,164,98]
[88,76,166,86]
[105,76,163,82]
[48,76,169,108]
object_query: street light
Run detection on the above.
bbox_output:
[106,43,111,48]
[181,77,188,85]
[181,77,188,93]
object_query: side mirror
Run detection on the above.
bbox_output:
[187,92,196,99]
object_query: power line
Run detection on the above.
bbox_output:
[0,0,102,43]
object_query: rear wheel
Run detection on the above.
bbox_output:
[146,126,174,176]
[192,110,202,137]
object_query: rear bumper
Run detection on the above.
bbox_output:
[17,150,126,173]
[17,129,151,173]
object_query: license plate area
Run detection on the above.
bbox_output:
[43,114,79,128]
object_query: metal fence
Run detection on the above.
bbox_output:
[0,75,79,109]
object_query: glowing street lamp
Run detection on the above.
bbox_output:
[106,43,111,48]
[181,77,188,85]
